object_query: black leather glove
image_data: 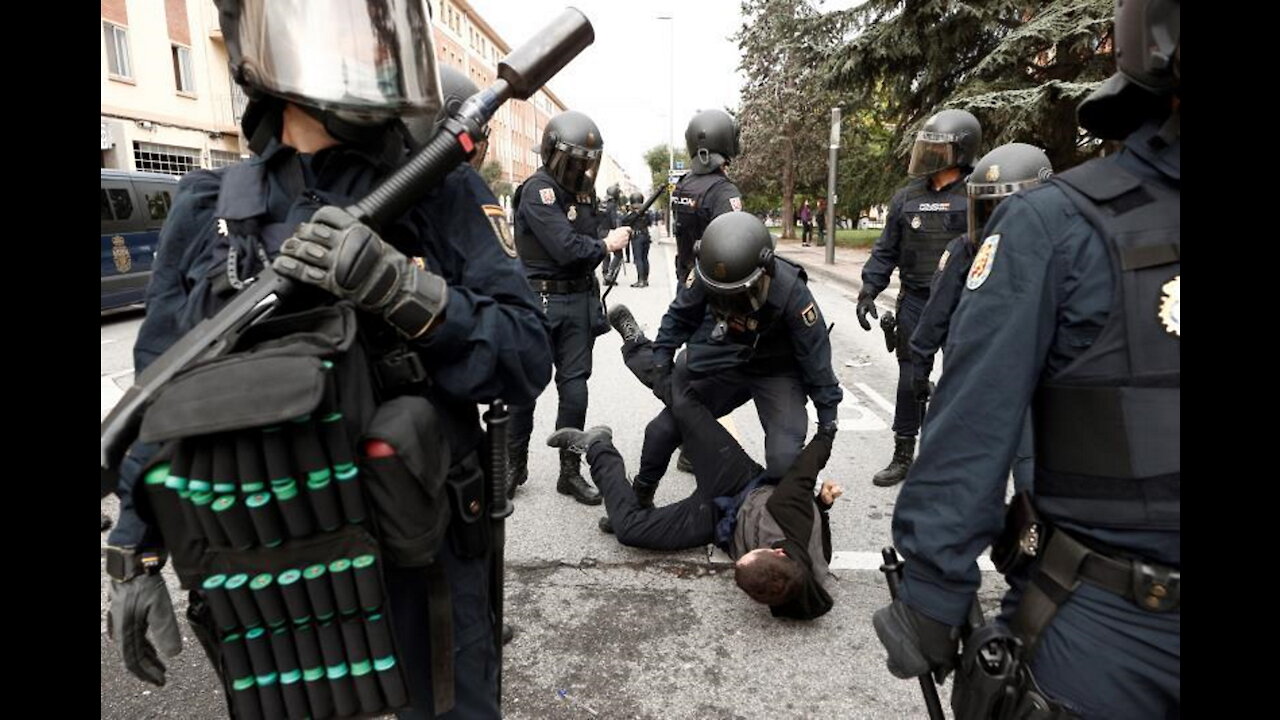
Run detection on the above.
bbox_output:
[107,572,182,686]
[872,599,959,680]
[913,375,934,404]
[856,290,879,331]
[274,206,449,338]
[651,363,673,405]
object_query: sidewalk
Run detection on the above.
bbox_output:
[770,232,899,305]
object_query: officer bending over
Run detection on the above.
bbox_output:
[873,1,1179,717]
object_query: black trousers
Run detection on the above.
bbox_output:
[509,289,596,448]
[633,232,650,281]
[588,362,765,550]
[892,289,933,437]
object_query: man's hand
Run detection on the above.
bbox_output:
[274,206,449,338]
[856,291,879,331]
[913,375,934,404]
[107,574,182,687]
[818,480,843,506]
[872,599,959,680]
[604,226,633,253]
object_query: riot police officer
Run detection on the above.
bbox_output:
[628,191,653,287]
[626,211,841,508]
[603,183,626,283]
[856,108,981,487]
[908,142,1054,493]
[507,111,632,505]
[104,2,554,716]
[872,2,1179,717]
[671,109,744,287]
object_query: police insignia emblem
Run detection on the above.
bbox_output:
[937,249,951,273]
[911,215,922,229]
[800,302,818,327]
[1159,274,1180,337]
[567,204,578,222]
[482,204,518,258]
[729,196,742,212]
[985,164,1000,182]
[410,256,427,270]
[967,234,1000,290]
[111,235,132,274]
[539,187,556,205]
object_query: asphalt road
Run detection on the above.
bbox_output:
[100,237,1010,718]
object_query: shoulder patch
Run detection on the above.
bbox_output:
[539,187,556,205]
[729,196,742,212]
[966,234,1000,290]
[482,204,518,258]
[800,301,818,327]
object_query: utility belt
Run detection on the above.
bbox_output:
[528,275,595,294]
[951,491,1181,720]
[135,302,488,719]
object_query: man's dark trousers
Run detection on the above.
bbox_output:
[509,289,595,447]
[892,289,933,436]
[587,366,764,549]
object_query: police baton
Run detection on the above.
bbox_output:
[880,546,947,720]
[101,8,597,474]
[482,401,514,703]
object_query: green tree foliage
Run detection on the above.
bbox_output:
[643,143,691,217]
[480,160,512,200]
[822,0,1115,171]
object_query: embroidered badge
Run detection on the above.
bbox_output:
[911,215,922,229]
[482,204,517,258]
[729,196,742,212]
[539,187,556,205]
[1159,274,1180,337]
[567,204,578,222]
[985,164,1000,182]
[967,234,1000,290]
[410,256,427,270]
[937,248,951,273]
[111,235,132,273]
[800,302,818,327]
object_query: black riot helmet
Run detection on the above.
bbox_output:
[685,109,741,174]
[1078,0,1180,140]
[966,143,1054,242]
[403,64,489,165]
[695,211,777,317]
[629,191,644,206]
[540,110,604,194]
[907,109,983,178]
[216,0,443,148]
[607,184,622,200]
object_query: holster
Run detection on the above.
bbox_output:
[951,621,1079,720]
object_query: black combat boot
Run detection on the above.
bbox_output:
[556,449,601,505]
[676,448,693,473]
[608,304,642,342]
[546,426,614,455]
[872,434,916,487]
[506,441,529,499]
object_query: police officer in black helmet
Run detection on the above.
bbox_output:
[856,108,981,488]
[628,191,653,287]
[672,109,745,288]
[611,211,841,515]
[603,183,625,284]
[105,1,553,717]
[507,111,631,505]
[404,64,488,170]
[873,2,1180,717]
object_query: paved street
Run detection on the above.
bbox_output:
[100,234,1010,719]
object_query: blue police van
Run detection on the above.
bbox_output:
[101,169,179,311]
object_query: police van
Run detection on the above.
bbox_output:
[101,169,179,311]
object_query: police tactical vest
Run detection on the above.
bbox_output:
[512,175,597,279]
[673,172,733,252]
[688,259,804,373]
[898,181,968,290]
[1033,158,1180,532]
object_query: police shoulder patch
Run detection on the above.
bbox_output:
[482,204,517,258]
[539,187,556,205]
[729,196,742,212]
[967,234,1000,290]
[800,302,818,327]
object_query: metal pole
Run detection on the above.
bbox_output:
[666,16,675,236]
[825,107,841,265]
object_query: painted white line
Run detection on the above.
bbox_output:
[805,383,889,431]
[855,381,897,418]
[830,551,996,573]
[101,376,125,422]
[101,338,118,345]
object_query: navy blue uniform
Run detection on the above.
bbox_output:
[634,259,842,488]
[671,170,742,286]
[509,169,609,451]
[111,135,553,719]
[632,209,652,282]
[862,176,967,437]
[892,120,1179,718]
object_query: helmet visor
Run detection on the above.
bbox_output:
[547,142,603,194]
[698,265,769,317]
[966,177,1045,240]
[236,0,441,118]
[907,131,958,177]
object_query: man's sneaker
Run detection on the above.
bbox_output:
[608,304,642,343]
[547,426,614,455]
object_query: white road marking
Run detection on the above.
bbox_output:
[829,551,996,573]
[101,338,117,345]
[101,376,125,421]
[805,383,888,431]
[855,381,898,417]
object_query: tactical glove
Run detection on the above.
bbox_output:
[856,291,879,331]
[872,599,959,680]
[107,573,182,687]
[913,375,935,404]
[275,206,449,338]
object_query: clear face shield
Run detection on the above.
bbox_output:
[966,178,1044,242]
[699,266,771,320]
[235,0,443,122]
[907,130,960,178]
[547,142,603,195]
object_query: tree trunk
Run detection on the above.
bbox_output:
[780,136,796,239]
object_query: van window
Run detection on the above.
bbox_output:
[101,189,114,221]
[145,189,172,220]
[107,188,134,221]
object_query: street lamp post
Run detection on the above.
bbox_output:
[657,14,674,235]
[825,107,841,265]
